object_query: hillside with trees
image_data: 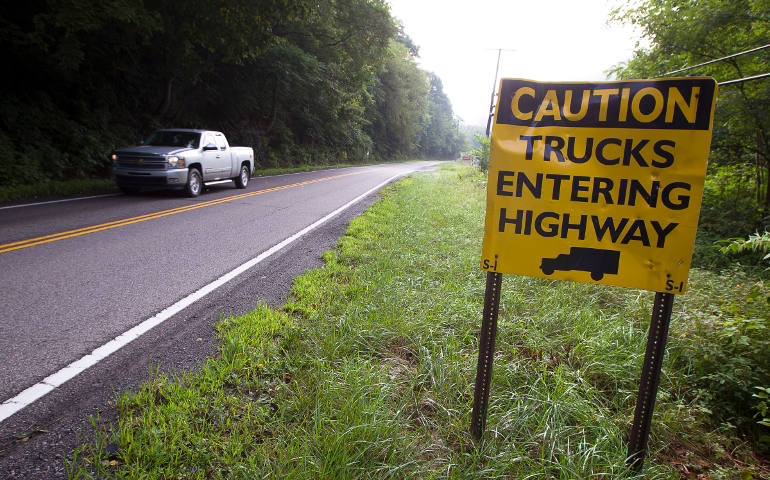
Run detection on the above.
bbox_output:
[0,0,464,189]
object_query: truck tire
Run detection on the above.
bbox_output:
[234,164,249,189]
[185,168,202,197]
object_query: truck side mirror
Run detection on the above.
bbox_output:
[203,143,218,151]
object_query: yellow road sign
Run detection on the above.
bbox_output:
[481,78,717,293]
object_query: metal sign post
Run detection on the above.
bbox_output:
[627,291,675,471]
[471,271,503,439]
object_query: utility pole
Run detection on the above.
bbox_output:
[485,48,515,137]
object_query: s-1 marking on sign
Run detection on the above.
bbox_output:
[481,78,717,293]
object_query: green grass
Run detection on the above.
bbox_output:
[0,178,118,204]
[70,163,769,479]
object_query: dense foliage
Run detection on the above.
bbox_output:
[468,133,489,172]
[611,0,770,227]
[0,0,463,187]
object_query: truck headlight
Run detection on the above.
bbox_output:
[167,156,186,168]
[110,153,118,165]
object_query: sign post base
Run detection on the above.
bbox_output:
[627,292,675,471]
[471,271,503,440]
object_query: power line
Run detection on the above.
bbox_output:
[719,72,770,86]
[484,49,515,137]
[663,43,770,76]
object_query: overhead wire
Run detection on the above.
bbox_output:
[718,72,770,86]
[663,43,770,76]
[660,43,770,86]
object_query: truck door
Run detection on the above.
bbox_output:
[214,134,233,177]
[200,133,228,180]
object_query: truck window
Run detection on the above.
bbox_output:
[215,134,227,151]
[144,131,200,148]
[202,134,214,148]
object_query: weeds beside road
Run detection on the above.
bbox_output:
[72,164,768,479]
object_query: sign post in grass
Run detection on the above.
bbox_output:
[471,77,718,471]
[471,271,503,439]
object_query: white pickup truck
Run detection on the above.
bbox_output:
[111,129,255,197]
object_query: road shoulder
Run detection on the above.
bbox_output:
[0,191,382,479]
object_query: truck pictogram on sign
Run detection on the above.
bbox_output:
[539,247,620,281]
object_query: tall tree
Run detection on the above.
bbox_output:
[419,72,462,159]
[611,0,770,207]
[366,40,428,159]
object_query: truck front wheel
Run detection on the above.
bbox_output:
[185,168,202,197]
[234,164,249,189]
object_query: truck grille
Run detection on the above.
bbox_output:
[116,156,166,170]
[115,175,168,185]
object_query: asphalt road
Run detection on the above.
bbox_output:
[0,161,438,477]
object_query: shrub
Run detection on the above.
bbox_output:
[720,231,770,267]
[675,273,770,440]
[698,164,764,239]
[469,133,490,172]
[754,386,770,445]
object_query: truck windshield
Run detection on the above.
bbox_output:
[143,131,201,148]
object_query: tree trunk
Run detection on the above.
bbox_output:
[765,156,770,209]
[251,77,281,168]
[757,148,762,203]
[155,77,174,118]
[253,129,269,167]
[265,76,279,134]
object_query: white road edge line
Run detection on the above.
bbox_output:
[0,194,121,210]
[0,171,406,423]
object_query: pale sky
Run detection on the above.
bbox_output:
[387,0,646,127]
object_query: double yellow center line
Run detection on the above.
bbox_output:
[0,170,367,255]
